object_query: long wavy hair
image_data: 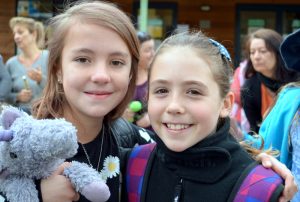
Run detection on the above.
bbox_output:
[32,1,139,122]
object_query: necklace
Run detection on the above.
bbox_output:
[80,125,105,171]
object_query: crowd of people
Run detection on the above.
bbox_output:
[0,0,299,202]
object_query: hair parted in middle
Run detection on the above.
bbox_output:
[32,0,140,121]
[148,30,233,99]
[9,16,45,49]
[245,28,298,82]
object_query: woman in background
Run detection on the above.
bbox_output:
[241,28,300,133]
[6,17,48,113]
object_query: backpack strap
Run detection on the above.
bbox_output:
[232,163,283,202]
[126,143,156,202]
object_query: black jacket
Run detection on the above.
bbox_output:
[124,118,281,202]
[241,73,285,133]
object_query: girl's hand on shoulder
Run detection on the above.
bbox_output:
[41,162,80,202]
[257,153,298,202]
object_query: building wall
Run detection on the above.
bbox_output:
[114,0,300,62]
[0,0,16,62]
[1,0,300,63]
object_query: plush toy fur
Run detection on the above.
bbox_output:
[0,106,110,202]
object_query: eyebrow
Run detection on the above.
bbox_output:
[149,79,168,86]
[71,48,94,55]
[150,79,209,90]
[110,52,130,58]
[184,80,209,92]
[71,48,130,58]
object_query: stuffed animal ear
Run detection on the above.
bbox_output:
[1,106,24,129]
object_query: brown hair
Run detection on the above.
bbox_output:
[149,31,233,99]
[32,1,139,122]
[245,28,298,83]
[9,16,45,49]
[148,30,277,157]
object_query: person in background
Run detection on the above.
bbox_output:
[257,28,300,202]
[0,54,12,110]
[230,59,250,140]
[241,28,300,133]
[122,31,297,202]
[123,31,155,130]
[5,16,48,113]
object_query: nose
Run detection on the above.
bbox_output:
[166,94,185,115]
[14,33,20,41]
[253,50,261,59]
[90,63,111,84]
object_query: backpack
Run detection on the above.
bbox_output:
[126,143,283,202]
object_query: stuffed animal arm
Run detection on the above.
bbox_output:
[0,106,110,202]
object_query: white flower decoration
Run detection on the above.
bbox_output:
[102,156,120,179]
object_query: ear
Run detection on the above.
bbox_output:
[1,106,23,129]
[56,70,63,83]
[220,91,234,118]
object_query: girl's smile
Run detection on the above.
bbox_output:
[60,23,132,121]
[148,47,232,152]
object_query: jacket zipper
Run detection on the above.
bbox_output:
[174,178,183,202]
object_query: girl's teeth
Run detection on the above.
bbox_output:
[167,124,189,130]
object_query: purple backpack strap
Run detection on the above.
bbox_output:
[126,143,156,202]
[233,164,283,202]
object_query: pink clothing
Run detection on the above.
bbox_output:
[230,61,250,132]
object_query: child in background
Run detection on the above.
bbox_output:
[123,31,155,130]
[123,31,291,202]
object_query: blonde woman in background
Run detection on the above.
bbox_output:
[6,16,48,113]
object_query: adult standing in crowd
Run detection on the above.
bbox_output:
[0,54,12,110]
[241,28,300,133]
[6,17,48,113]
[123,31,155,130]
